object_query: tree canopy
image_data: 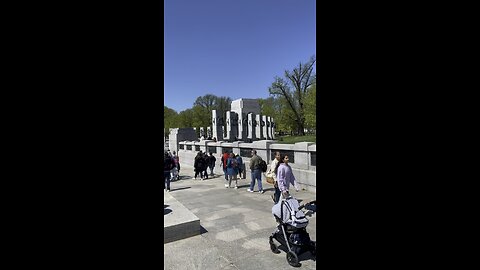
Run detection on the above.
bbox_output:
[268,55,316,135]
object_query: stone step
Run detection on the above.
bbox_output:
[164,192,201,243]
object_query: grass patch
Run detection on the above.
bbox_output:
[275,135,316,144]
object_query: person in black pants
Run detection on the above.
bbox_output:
[194,151,205,180]
[269,151,282,203]
[202,152,209,179]
[164,152,174,192]
[208,152,216,176]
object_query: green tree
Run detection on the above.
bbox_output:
[304,80,316,133]
[193,94,217,112]
[164,106,178,138]
[176,109,194,128]
[268,55,316,135]
[259,97,277,117]
[192,94,232,136]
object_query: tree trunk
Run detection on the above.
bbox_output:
[298,124,305,136]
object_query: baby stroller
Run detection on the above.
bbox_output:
[269,196,316,267]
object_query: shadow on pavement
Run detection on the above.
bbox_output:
[200,225,208,235]
[276,244,316,267]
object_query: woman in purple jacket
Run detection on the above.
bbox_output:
[275,154,300,199]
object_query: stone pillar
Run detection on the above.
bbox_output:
[271,118,275,139]
[206,126,212,139]
[247,113,255,140]
[231,112,238,141]
[212,110,223,141]
[225,111,239,141]
[262,115,268,140]
[237,113,247,141]
[168,128,197,154]
[225,111,232,141]
[255,114,263,140]
[267,116,272,139]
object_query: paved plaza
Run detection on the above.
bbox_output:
[164,164,317,270]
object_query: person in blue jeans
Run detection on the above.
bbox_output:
[248,150,264,193]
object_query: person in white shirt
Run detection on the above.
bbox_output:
[267,151,282,203]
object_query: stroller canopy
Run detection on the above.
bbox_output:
[272,197,309,228]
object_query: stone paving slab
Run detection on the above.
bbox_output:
[164,164,317,269]
[164,192,200,243]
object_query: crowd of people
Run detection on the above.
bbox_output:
[163,149,300,203]
[193,151,216,180]
[163,150,180,192]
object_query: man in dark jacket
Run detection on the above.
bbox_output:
[248,150,264,193]
[202,153,209,180]
[194,152,205,180]
[164,152,174,192]
[208,152,216,176]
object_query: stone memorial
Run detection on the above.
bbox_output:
[209,98,279,142]
[237,113,247,141]
[212,110,223,141]
[225,111,239,141]
[206,126,212,139]
[168,128,197,153]
[255,114,263,139]
[247,113,256,140]
[267,116,272,139]
[271,118,276,139]
[262,115,268,139]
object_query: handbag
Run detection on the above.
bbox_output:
[266,176,275,185]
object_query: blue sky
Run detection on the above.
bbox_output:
[164,0,316,113]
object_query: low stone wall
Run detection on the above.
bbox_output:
[176,140,316,193]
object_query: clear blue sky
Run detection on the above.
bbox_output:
[164,0,316,113]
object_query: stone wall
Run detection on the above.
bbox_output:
[176,140,316,193]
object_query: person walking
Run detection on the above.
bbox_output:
[236,154,243,179]
[164,152,174,192]
[208,152,216,176]
[226,152,238,188]
[173,151,180,176]
[275,154,300,197]
[202,152,209,180]
[194,151,205,180]
[220,150,229,181]
[248,150,264,193]
[170,151,179,181]
[267,151,282,203]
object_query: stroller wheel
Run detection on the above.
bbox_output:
[286,251,299,267]
[269,236,280,254]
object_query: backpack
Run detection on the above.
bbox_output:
[259,159,267,172]
[232,159,238,168]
